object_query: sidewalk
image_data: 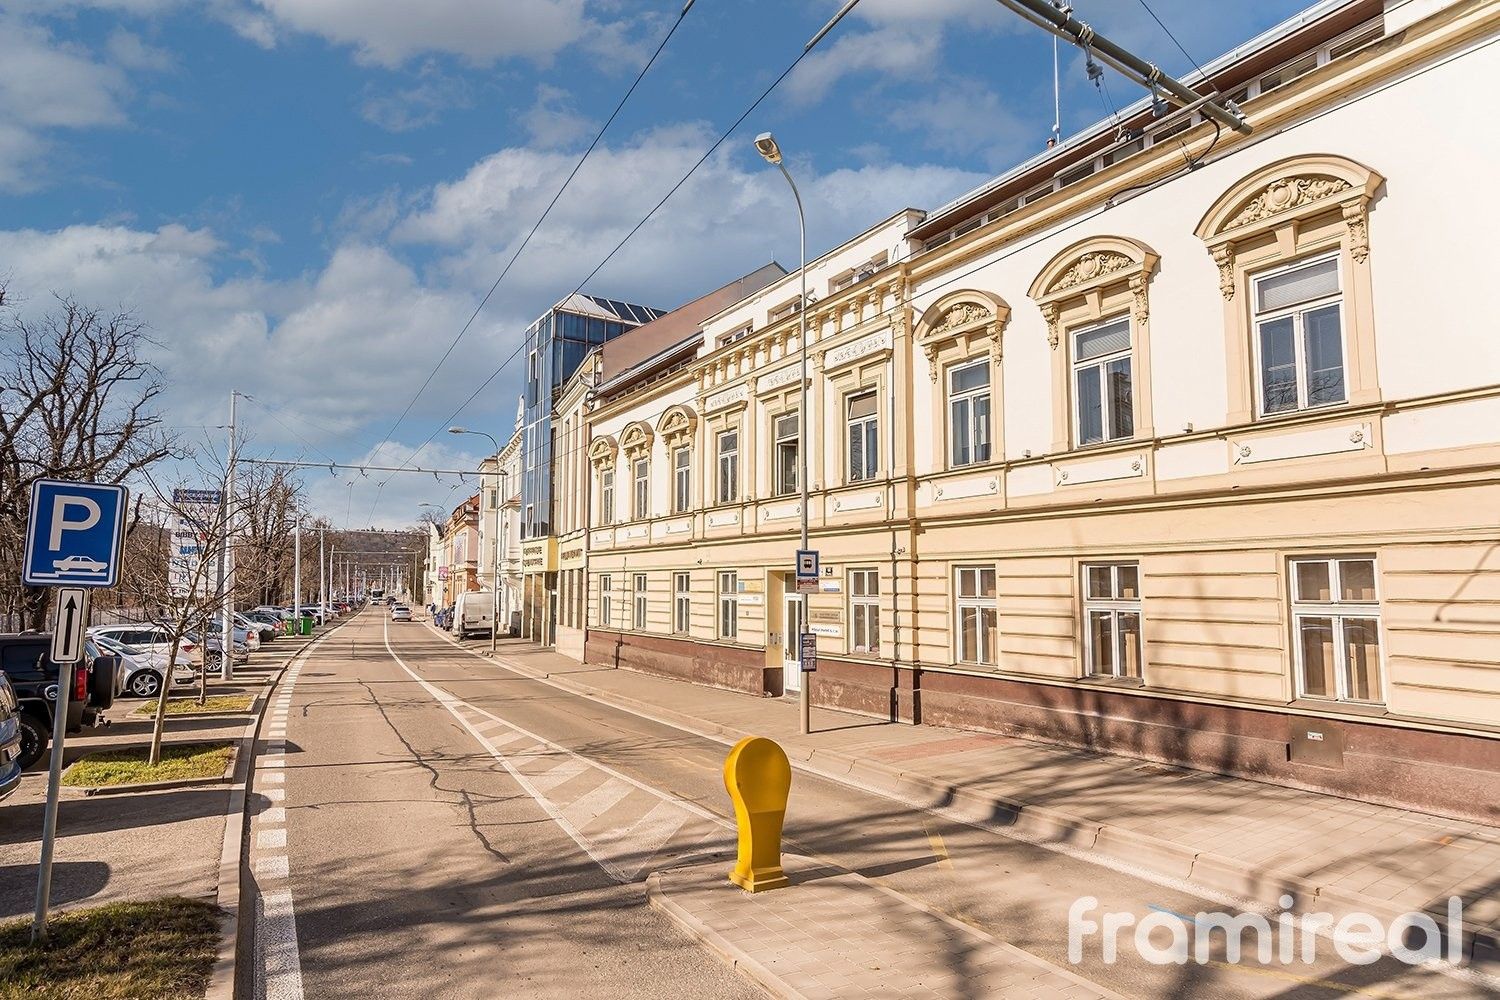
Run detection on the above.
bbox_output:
[649,854,1121,1000]
[456,635,1500,970]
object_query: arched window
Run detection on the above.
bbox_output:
[914,291,1010,470]
[1194,154,1383,424]
[1028,237,1158,454]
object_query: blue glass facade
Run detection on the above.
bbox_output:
[521,297,664,539]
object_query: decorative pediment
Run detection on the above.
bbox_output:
[619,420,654,458]
[587,435,618,470]
[915,291,1010,382]
[1224,176,1350,230]
[1195,155,1383,299]
[656,404,697,448]
[1048,252,1134,293]
[1028,237,1158,349]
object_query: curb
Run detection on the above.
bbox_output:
[205,614,351,1000]
[647,857,1128,1000]
[433,628,1500,974]
[645,870,810,1000]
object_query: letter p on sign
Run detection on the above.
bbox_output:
[49,496,101,550]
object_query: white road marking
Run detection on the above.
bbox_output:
[382,621,730,884]
[257,828,287,850]
[257,890,304,1000]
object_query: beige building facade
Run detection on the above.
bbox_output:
[582,0,1500,819]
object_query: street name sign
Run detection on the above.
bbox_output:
[22,480,129,588]
[48,589,91,664]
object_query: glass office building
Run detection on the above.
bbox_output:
[520,294,663,540]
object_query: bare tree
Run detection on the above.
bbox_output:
[0,294,176,630]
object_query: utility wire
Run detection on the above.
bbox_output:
[363,0,700,487]
[1136,0,1208,80]
[368,20,833,524]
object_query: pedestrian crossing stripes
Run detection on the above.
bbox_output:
[384,622,732,884]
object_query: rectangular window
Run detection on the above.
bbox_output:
[717,430,738,504]
[718,571,738,640]
[948,361,992,468]
[774,411,799,496]
[849,569,880,655]
[1082,563,1143,680]
[954,566,997,665]
[599,574,613,627]
[673,447,691,513]
[1072,317,1134,446]
[673,572,691,634]
[1291,556,1383,703]
[599,470,614,525]
[633,573,647,630]
[1253,255,1346,416]
[846,391,879,482]
[633,457,649,519]
[527,350,540,405]
[717,324,751,348]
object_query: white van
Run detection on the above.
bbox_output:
[452,591,494,640]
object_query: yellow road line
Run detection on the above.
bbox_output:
[925,821,954,871]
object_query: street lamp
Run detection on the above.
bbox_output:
[755,131,812,736]
[448,426,505,653]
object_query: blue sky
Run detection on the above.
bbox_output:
[0,0,1313,525]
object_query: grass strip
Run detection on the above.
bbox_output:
[62,742,234,788]
[0,897,218,999]
[132,695,253,717]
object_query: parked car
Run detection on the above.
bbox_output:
[90,634,195,699]
[186,630,249,665]
[452,591,494,640]
[90,622,203,662]
[234,612,275,644]
[252,606,292,621]
[0,634,118,769]
[390,604,412,622]
[0,672,23,801]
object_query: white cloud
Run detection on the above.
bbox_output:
[359,63,472,132]
[252,0,592,67]
[105,29,175,71]
[886,79,1032,169]
[522,84,593,149]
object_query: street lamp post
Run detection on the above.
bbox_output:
[449,426,503,652]
[755,131,812,737]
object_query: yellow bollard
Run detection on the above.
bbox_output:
[723,736,792,892]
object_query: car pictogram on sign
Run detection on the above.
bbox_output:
[53,555,108,574]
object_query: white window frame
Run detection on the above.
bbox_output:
[954,565,997,665]
[1251,253,1348,418]
[849,568,880,655]
[846,390,879,483]
[717,429,738,505]
[673,571,691,634]
[1290,556,1384,704]
[1070,316,1134,447]
[1081,562,1144,681]
[773,410,799,496]
[947,359,992,469]
[599,573,613,628]
[599,469,614,525]
[632,457,649,520]
[718,571,739,640]
[633,573,647,630]
[672,447,691,514]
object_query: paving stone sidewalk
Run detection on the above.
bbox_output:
[455,635,1500,969]
[649,853,1121,1000]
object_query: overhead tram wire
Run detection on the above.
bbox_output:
[339,25,1499,516]
[365,1,870,523]
[1136,0,1210,80]
[361,0,703,513]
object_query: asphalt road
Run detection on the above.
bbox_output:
[245,611,1494,1000]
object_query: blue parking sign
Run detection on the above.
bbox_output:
[22,479,129,588]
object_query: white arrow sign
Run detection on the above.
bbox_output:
[49,588,90,664]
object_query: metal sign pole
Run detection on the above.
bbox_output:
[32,588,89,944]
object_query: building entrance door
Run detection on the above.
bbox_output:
[783,590,803,694]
